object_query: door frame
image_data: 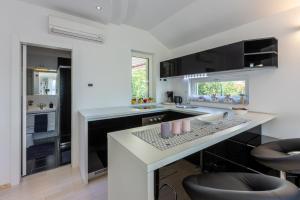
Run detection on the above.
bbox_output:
[21,44,27,177]
[10,35,74,185]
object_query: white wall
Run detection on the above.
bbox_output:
[0,0,170,185]
[168,6,300,139]
[0,3,12,186]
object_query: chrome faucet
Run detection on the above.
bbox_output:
[39,103,47,110]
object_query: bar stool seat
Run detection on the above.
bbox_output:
[183,173,299,200]
[251,139,300,175]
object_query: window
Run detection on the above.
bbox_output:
[190,80,248,104]
[131,52,152,99]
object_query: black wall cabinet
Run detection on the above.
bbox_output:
[160,37,278,78]
[160,58,183,78]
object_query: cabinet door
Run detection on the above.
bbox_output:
[181,54,206,75]
[222,42,244,71]
[160,58,182,78]
[197,49,219,73]
[202,42,244,72]
[179,42,244,75]
[88,115,141,172]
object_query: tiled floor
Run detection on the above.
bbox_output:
[159,160,199,200]
[0,165,107,200]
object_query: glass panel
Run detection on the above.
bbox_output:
[27,69,57,95]
[38,72,57,95]
[197,81,245,96]
[131,57,149,98]
[191,80,247,104]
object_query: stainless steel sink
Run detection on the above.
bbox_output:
[132,105,163,110]
[176,104,199,109]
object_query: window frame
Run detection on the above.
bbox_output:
[131,51,153,99]
[190,76,249,105]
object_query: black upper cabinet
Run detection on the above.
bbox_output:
[160,37,278,78]
[163,42,244,76]
[201,42,244,73]
[160,58,182,78]
[244,38,278,68]
[244,38,277,53]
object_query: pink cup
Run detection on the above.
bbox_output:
[172,120,182,135]
[182,119,191,133]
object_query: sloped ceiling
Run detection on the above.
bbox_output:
[18,0,300,49]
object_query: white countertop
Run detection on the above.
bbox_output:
[108,111,276,172]
[27,107,56,114]
[79,104,228,121]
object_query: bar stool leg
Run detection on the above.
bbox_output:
[280,171,287,180]
[296,176,300,187]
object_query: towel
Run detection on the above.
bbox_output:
[47,112,56,132]
[26,134,34,148]
[26,114,35,134]
[34,114,48,132]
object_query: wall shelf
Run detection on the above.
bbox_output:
[244,38,278,54]
[244,51,277,56]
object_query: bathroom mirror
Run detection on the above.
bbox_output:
[27,69,57,95]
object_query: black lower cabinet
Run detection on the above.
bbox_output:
[155,153,202,200]
[202,126,299,186]
[153,126,300,200]
[88,111,197,179]
[88,115,141,175]
[203,151,253,173]
[163,111,196,122]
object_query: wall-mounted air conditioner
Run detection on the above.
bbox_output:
[49,16,105,43]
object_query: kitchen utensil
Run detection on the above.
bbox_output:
[232,107,248,115]
[172,120,182,135]
[196,113,224,123]
[166,91,174,103]
[161,122,172,139]
[182,119,191,133]
[174,96,183,104]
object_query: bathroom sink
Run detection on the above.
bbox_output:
[27,106,56,113]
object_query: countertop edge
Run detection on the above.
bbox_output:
[78,105,228,121]
[108,112,276,172]
[146,113,276,172]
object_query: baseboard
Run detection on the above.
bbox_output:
[0,183,11,191]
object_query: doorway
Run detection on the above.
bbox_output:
[21,45,72,176]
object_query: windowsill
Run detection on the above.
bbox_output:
[190,101,248,109]
[130,102,157,106]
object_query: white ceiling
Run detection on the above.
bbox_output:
[150,0,300,48]
[18,0,300,49]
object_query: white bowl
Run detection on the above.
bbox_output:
[233,109,248,116]
[196,113,224,123]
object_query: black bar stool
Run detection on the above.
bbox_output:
[251,139,300,179]
[183,172,299,200]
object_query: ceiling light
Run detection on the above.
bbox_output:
[96,6,103,11]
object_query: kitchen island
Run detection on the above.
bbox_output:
[79,105,228,183]
[107,111,275,200]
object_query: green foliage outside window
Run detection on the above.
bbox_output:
[197,81,245,96]
[131,59,149,98]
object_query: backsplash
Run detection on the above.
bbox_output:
[161,72,250,106]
